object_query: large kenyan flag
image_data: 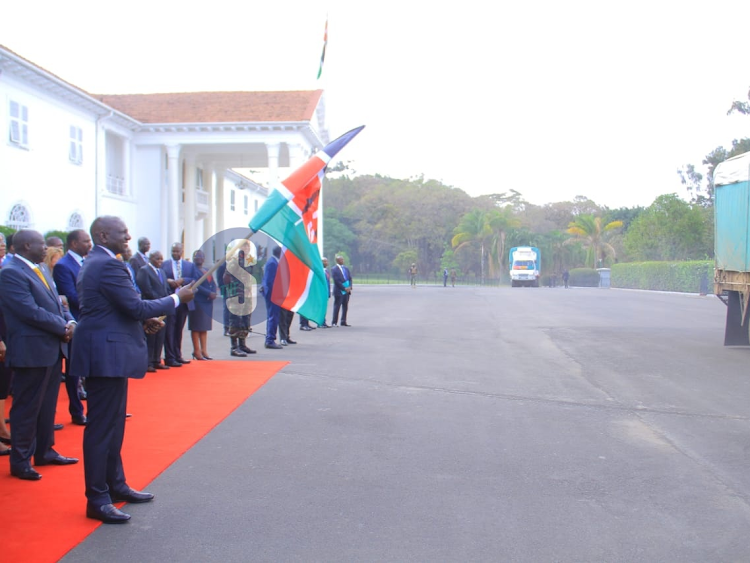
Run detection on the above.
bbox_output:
[249,126,364,325]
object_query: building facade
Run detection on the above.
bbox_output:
[0,44,329,256]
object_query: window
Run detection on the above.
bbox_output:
[244,195,248,215]
[254,199,259,212]
[105,132,126,196]
[230,189,236,211]
[196,168,204,189]
[8,203,31,230]
[9,100,29,148]
[69,126,83,164]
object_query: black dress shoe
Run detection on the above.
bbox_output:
[178,358,191,364]
[300,326,313,331]
[286,339,297,344]
[87,503,131,523]
[111,488,155,503]
[153,364,170,370]
[265,342,283,349]
[0,447,11,456]
[0,436,10,445]
[53,423,64,431]
[146,366,156,373]
[72,415,88,426]
[11,467,42,480]
[36,454,79,466]
[319,324,330,329]
[230,348,247,357]
[341,322,351,327]
[165,362,183,368]
[239,344,257,354]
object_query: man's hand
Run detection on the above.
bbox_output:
[0,340,6,363]
[143,317,165,335]
[63,322,76,342]
[176,284,196,304]
[209,292,217,301]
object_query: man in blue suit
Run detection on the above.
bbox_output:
[331,254,353,327]
[0,230,78,481]
[71,216,195,524]
[53,228,92,424]
[261,246,283,349]
[161,242,196,367]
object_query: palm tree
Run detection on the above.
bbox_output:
[566,215,623,268]
[486,207,521,277]
[452,209,492,283]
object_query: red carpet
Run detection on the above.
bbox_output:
[1,360,286,563]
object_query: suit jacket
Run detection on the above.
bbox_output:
[261,256,279,297]
[0,256,73,368]
[53,252,83,320]
[161,259,197,294]
[332,264,352,295]
[69,246,176,379]
[129,252,148,272]
[136,264,170,300]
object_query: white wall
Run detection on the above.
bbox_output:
[0,74,97,232]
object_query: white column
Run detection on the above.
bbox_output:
[215,170,226,234]
[166,145,181,249]
[266,142,280,186]
[184,156,196,255]
[203,164,214,240]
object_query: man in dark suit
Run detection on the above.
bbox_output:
[261,246,283,349]
[161,242,196,367]
[70,216,195,523]
[136,251,171,372]
[129,237,150,272]
[53,229,93,425]
[331,254,353,327]
[0,230,78,481]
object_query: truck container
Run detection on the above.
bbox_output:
[713,150,750,345]
[509,246,540,287]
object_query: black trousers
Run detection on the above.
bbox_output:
[146,328,166,367]
[64,341,84,418]
[164,303,188,363]
[279,309,294,341]
[83,376,129,506]
[332,292,349,324]
[9,355,63,470]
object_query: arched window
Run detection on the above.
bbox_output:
[8,203,31,230]
[68,212,84,230]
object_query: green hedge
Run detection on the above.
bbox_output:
[611,261,712,293]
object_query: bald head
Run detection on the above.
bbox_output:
[14,229,46,264]
[90,216,131,254]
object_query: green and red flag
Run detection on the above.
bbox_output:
[250,126,364,325]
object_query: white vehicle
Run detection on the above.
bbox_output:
[509,246,540,287]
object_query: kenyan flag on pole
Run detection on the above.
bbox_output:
[249,126,364,325]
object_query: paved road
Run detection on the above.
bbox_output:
[65,285,750,562]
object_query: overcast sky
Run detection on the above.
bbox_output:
[3,0,749,209]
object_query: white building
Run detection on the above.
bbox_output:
[0,44,329,255]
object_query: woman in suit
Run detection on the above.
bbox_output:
[188,250,217,360]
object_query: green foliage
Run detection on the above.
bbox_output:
[392,249,418,275]
[322,208,356,261]
[0,225,16,239]
[439,247,460,272]
[611,261,712,292]
[678,137,750,206]
[622,194,712,261]
[569,268,600,287]
[44,230,69,247]
[566,215,623,268]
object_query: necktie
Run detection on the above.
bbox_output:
[176,260,182,279]
[34,266,51,290]
[158,269,164,283]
